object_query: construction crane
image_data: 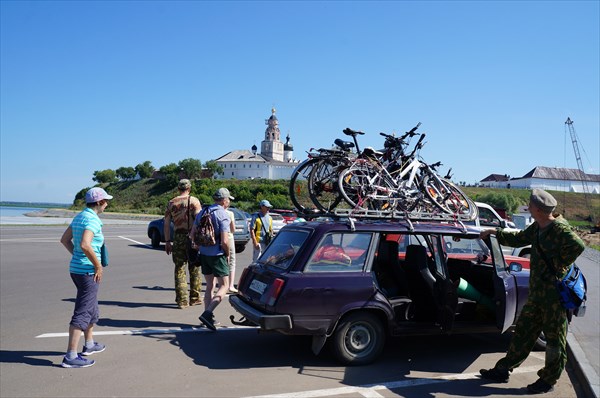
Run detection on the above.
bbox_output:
[565,117,591,210]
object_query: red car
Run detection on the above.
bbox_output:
[270,209,297,224]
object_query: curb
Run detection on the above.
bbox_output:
[567,332,599,398]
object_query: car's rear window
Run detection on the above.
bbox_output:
[259,230,310,270]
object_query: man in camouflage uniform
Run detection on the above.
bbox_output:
[479,189,585,394]
[164,179,202,309]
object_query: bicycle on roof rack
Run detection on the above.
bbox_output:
[289,128,364,213]
[337,124,477,220]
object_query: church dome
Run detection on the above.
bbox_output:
[284,134,293,151]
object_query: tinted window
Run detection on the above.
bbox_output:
[305,232,372,272]
[260,230,309,270]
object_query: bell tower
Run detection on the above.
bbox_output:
[261,108,284,161]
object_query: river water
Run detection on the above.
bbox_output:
[0,206,148,225]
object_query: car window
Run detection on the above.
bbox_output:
[260,230,309,269]
[305,232,372,272]
[478,207,501,227]
[430,235,446,277]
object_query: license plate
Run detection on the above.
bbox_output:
[249,279,268,295]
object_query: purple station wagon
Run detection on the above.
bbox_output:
[229,218,537,365]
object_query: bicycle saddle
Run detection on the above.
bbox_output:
[362,146,383,157]
[334,138,355,151]
[343,128,365,136]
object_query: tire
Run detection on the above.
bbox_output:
[150,229,161,248]
[338,162,395,211]
[289,158,319,214]
[331,312,385,365]
[308,158,344,212]
[235,243,246,253]
[422,176,477,220]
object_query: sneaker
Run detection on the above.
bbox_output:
[177,302,189,309]
[479,367,509,383]
[199,310,217,331]
[527,379,554,394]
[62,354,95,368]
[81,342,106,356]
[228,287,238,294]
[189,299,202,306]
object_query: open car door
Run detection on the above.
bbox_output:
[488,235,518,332]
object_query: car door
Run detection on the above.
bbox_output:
[430,235,458,332]
[488,235,518,332]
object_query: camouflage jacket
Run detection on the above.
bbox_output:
[496,216,585,302]
[165,195,202,232]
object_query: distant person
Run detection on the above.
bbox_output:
[164,179,202,309]
[192,188,232,331]
[223,199,237,293]
[250,199,273,261]
[59,187,113,368]
[479,189,585,394]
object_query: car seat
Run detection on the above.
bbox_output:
[404,244,437,318]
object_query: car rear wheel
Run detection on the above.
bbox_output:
[235,243,246,253]
[150,229,161,248]
[331,312,385,365]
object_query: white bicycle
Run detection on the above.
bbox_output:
[337,133,477,219]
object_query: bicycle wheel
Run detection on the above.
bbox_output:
[338,161,396,211]
[308,158,346,212]
[422,175,477,220]
[289,158,319,214]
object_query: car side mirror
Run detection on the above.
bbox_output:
[508,262,522,272]
[499,220,507,228]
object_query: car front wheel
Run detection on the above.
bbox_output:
[331,312,385,366]
[150,229,161,248]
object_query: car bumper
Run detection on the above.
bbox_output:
[229,295,292,330]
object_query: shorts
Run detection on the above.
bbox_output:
[69,273,100,330]
[199,254,229,277]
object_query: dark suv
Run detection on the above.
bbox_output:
[229,217,533,365]
[147,207,250,252]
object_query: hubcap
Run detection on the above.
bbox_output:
[345,324,372,354]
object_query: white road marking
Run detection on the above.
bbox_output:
[36,325,255,338]
[118,235,151,247]
[243,366,541,398]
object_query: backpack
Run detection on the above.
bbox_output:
[194,207,216,247]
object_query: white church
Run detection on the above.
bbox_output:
[214,108,300,180]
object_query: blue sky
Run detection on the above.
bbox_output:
[1,0,598,204]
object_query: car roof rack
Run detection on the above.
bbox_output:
[299,208,471,233]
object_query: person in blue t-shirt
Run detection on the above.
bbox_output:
[191,187,232,331]
[59,187,113,368]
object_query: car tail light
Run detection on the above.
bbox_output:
[265,278,285,306]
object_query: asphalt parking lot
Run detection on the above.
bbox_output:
[0,224,588,397]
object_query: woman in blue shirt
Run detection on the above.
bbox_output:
[59,187,112,368]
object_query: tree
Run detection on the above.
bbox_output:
[116,166,136,180]
[159,163,180,187]
[135,161,154,179]
[178,158,202,180]
[204,160,223,179]
[92,169,117,184]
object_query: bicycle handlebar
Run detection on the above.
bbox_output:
[379,122,421,145]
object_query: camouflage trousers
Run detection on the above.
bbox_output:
[496,298,568,385]
[172,232,202,305]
